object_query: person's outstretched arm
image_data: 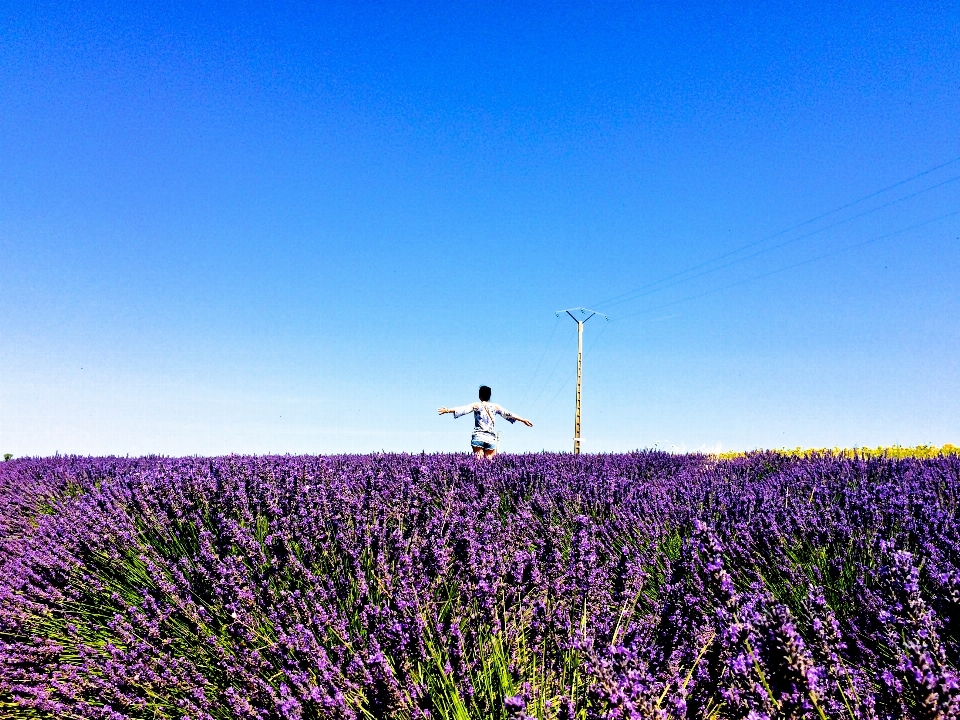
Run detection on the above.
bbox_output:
[494,405,533,427]
[438,403,478,418]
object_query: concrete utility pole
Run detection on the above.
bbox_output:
[557,307,609,454]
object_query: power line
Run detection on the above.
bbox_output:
[598,173,960,311]
[527,331,578,413]
[517,314,560,412]
[591,156,960,310]
[612,209,960,322]
[534,156,960,439]
[534,209,956,431]
[540,316,609,416]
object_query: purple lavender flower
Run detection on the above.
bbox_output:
[0,450,958,718]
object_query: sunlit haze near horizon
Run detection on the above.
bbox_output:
[2,1,959,456]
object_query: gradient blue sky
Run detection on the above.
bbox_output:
[2,1,959,456]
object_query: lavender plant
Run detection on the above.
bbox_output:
[0,451,958,719]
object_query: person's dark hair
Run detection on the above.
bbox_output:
[479,385,492,401]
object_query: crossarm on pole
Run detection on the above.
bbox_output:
[556,306,609,321]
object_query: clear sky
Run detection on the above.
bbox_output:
[2,1,959,456]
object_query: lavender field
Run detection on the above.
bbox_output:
[1,452,958,719]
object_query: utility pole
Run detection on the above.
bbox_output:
[557,307,609,454]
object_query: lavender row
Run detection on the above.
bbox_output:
[0,452,958,719]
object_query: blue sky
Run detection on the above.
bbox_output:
[2,1,959,455]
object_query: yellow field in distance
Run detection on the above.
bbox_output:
[714,444,959,460]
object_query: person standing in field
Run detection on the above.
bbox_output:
[437,385,533,459]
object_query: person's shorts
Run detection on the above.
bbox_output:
[471,433,497,450]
